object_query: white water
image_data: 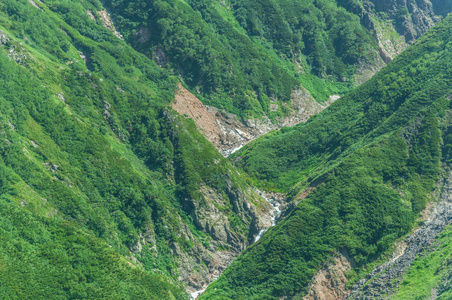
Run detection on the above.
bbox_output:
[271,201,281,225]
[190,288,206,299]
[190,190,282,298]
[253,191,281,242]
[190,276,219,299]
[223,144,244,157]
[253,229,266,243]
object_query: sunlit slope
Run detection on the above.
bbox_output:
[0,0,266,297]
[202,14,452,300]
[105,0,384,118]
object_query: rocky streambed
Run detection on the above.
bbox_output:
[172,84,340,158]
[253,189,283,243]
[190,189,285,299]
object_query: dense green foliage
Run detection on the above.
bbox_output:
[0,188,184,299]
[104,0,383,117]
[232,14,451,192]
[201,15,452,299]
[1,0,450,298]
[0,0,264,297]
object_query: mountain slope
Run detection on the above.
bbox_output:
[105,0,376,114]
[201,13,452,299]
[0,0,272,296]
[105,0,449,109]
[99,0,450,155]
[1,0,451,298]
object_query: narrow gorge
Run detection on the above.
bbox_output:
[1,0,452,299]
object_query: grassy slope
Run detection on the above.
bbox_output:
[0,0,264,297]
[201,15,452,299]
[105,0,382,118]
[391,224,452,300]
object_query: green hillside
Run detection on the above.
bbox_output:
[201,14,452,299]
[1,0,451,298]
[104,0,385,118]
[390,224,452,300]
[0,0,268,297]
[103,0,449,121]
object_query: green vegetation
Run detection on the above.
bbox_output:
[0,0,265,297]
[0,191,185,299]
[201,14,452,299]
[391,224,452,300]
[0,0,450,298]
[104,0,382,118]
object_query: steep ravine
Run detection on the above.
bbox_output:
[168,1,450,158]
[89,8,286,295]
[172,84,339,157]
[91,2,452,298]
[1,2,282,296]
[190,189,285,299]
[252,189,285,243]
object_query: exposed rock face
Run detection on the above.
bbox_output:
[172,84,337,157]
[128,213,238,295]
[359,0,446,64]
[133,109,274,294]
[303,250,356,300]
[0,30,10,46]
[28,0,42,10]
[172,84,225,149]
[354,49,387,86]
[179,183,272,293]
[171,221,237,294]
[367,0,439,42]
[0,30,30,64]
[193,179,270,250]
[283,89,335,126]
[87,10,96,22]
[348,0,448,85]
[181,188,283,297]
[346,169,452,299]
[128,179,272,295]
[97,10,123,40]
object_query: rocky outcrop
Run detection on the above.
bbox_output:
[0,30,31,64]
[341,0,448,84]
[87,10,96,22]
[172,84,338,157]
[128,214,238,295]
[182,187,284,297]
[28,0,42,10]
[303,250,356,300]
[97,10,123,40]
[147,109,276,294]
[346,169,452,299]
[366,0,440,42]
[0,30,10,46]
[193,180,270,250]
[173,182,272,294]
[172,184,271,293]
[346,0,448,85]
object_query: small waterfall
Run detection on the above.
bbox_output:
[253,229,266,243]
[191,189,283,299]
[252,189,283,243]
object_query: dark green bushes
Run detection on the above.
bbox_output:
[104,0,381,117]
[0,0,260,297]
[202,14,452,300]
